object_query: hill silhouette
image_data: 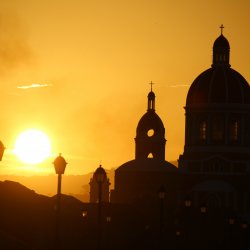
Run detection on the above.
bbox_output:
[0,180,147,250]
[0,180,247,250]
[0,180,87,249]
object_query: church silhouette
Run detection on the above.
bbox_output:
[107,27,250,217]
[88,27,250,250]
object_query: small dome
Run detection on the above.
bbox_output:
[213,34,230,50]
[148,91,155,100]
[136,111,165,137]
[186,67,250,106]
[94,165,107,177]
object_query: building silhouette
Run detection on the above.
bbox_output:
[112,84,177,204]
[111,28,250,217]
[179,29,250,212]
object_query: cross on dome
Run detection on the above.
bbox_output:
[220,24,224,35]
[149,81,155,92]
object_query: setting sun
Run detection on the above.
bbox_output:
[14,129,51,164]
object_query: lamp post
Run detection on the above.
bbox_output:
[158,185,166,233]
[158,185,166,249]
[95,165,105,250]
[0,141,5,161]
[200,204,207,247]
[53,154,67,250]
[184,196,192,245]
[184,197,192,209]
[227,217,236,249]
[241,222,248,250]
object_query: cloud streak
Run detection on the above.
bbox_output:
[17,83,53,89]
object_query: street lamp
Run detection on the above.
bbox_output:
[200,204,207,214]
[200,204,207,246]
[53,153,67,211]
[53,153,67,250]
[184,197,192,208]
[95,165,106,250]
[158,185,166,200]
[184,196,192,245]
[229,217,235,225]
[0,141,5,161]
[241,222,248,249]
[158,185,166,247]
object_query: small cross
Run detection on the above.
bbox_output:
[220,24,224,35]
[149,81,155,91]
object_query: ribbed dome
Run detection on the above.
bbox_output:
[186,33,250,106]
[186,67,250,106]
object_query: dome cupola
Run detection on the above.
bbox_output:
[212,25,230,68]
[147,81,156,111]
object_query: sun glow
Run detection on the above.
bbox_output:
[14,129,51,164]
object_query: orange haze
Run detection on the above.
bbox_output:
[0,0,250,193]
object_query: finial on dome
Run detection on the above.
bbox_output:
[220,24,224,35]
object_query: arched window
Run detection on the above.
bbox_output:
[230,120,239,141]
[147,153,153,158]
[199,121,207,140]
[212,116,224,141]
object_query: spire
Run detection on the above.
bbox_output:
[212,25,230,67]
[147,81,155,111]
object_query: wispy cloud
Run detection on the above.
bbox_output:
[169,84,190,88]
[17,83,53,89]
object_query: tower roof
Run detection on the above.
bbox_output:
[212,34,230,67]
[136,111,165,136]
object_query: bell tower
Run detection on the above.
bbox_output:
[135,84,166,161]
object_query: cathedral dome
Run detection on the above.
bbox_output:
[186,32,250,107]
[186,67,250,106]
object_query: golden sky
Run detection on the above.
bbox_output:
[0,0,250,177]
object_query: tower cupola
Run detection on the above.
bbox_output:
[147,82,155,111]
[212,25,230,67]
